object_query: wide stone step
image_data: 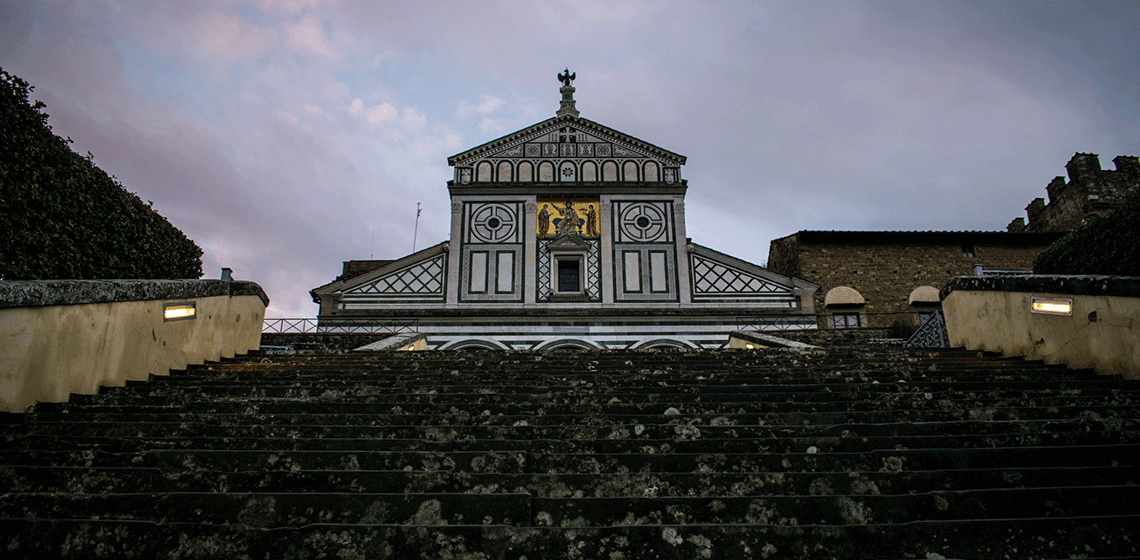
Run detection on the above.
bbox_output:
[0,492,531,527]
[531,484,1140,526]
[23,405,1136,428]
[15,418,1135,443]
[7,431,1139,456]
[3,516,1136,559]
[4,464,1134,497]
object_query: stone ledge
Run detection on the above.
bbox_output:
[941,275,1140,300]
[0,279,270,309]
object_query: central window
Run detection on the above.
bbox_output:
[558,259,581,292]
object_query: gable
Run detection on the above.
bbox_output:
[448,116,686,185]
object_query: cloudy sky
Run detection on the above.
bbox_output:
[2,0,1137,316]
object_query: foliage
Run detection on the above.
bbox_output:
[0,68,202,280]
[888,319,918,339]
[1033,186,1140,275]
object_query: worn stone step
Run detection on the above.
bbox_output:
[531,484,1140,526]
[2,516,1137,559]
[0,492,531,527]
[16,418,1135,443]
[7,431,1139,457]
[0,465,451,494]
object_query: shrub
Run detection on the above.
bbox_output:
[888,319,918,339]
[1033,186,1140,275]
[0,68,202,280]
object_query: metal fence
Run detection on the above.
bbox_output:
[262,318,419,335]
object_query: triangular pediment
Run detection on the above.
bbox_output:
[546,234,594,250]
[448,116,686,168]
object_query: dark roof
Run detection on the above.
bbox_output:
[339,260,393,282]
[782,230,1066,245]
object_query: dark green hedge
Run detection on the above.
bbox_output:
[1,68,202,281]
[1033,185,1140,275]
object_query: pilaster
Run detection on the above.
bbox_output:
[445,201,463,307]
[673,199,692,306]
[524,199,537,306]
[599,198,614,306]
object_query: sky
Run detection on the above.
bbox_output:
[2,0,1137,317]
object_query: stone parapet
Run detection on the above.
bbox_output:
[0,279,269,309]
[941,275,1139,378]
[1,279,268,412]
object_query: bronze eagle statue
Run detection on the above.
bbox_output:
[558,68,576,87]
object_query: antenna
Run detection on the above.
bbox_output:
[412,202,421,253]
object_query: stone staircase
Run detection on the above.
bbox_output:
[1,347,1137,559]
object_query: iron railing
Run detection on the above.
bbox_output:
[263,318,419,335]
[737,311,940,332]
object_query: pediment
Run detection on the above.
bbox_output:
[546,235,593,251]
[448,116,686,168]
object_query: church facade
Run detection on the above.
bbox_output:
[311,73,817,349]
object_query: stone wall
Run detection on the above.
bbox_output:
[768,232,1062,327]
[942,275,1140,378]
[1015,153,1140,233]
[0,279,267,412]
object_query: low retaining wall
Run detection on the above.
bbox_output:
[941,276,1139,378]
[1,279,269,412]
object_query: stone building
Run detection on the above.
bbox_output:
[767,230,1062,328]
[312,72,817,349]
[1008,153,1139,233]
[767,152,1136,329]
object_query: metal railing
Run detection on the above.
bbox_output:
[263,318,419,335]
[738,311,941,332]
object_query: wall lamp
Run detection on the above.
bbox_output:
[163,302,197,321]
[1030,297,1073,316]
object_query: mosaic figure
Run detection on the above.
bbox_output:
[538,204,551,238]
[584,204,598,237]
[553,200,582,236]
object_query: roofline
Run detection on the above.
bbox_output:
[777,230,1066,245]
[447,115,687,166]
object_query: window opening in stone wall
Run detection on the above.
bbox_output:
[558,259,581,293]
[833,313,860,329]
[961,244,976,258]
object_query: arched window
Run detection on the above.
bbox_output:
[476,161,493,182]
[497,161,512,182]
[601,161,619,182]
[824,286,866,329]
[559,161,576,182]
[581,161,598,182]
[538,161,555,182]
[517,161,533,182]
[908,285,941,324]
[644,161,659,182]
[623,161,639,182]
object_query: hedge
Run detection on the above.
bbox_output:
[1,68,203,280]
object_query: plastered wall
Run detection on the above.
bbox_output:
[1,293,265,412]
[943,289,1139,379]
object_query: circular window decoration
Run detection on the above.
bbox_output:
[470,203,518,243]
[619,203,667,242]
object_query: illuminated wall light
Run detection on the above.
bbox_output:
[1030,297,1073,316]
[405,346,415,351]
[745,344,755,350]
[163,302,196,321]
